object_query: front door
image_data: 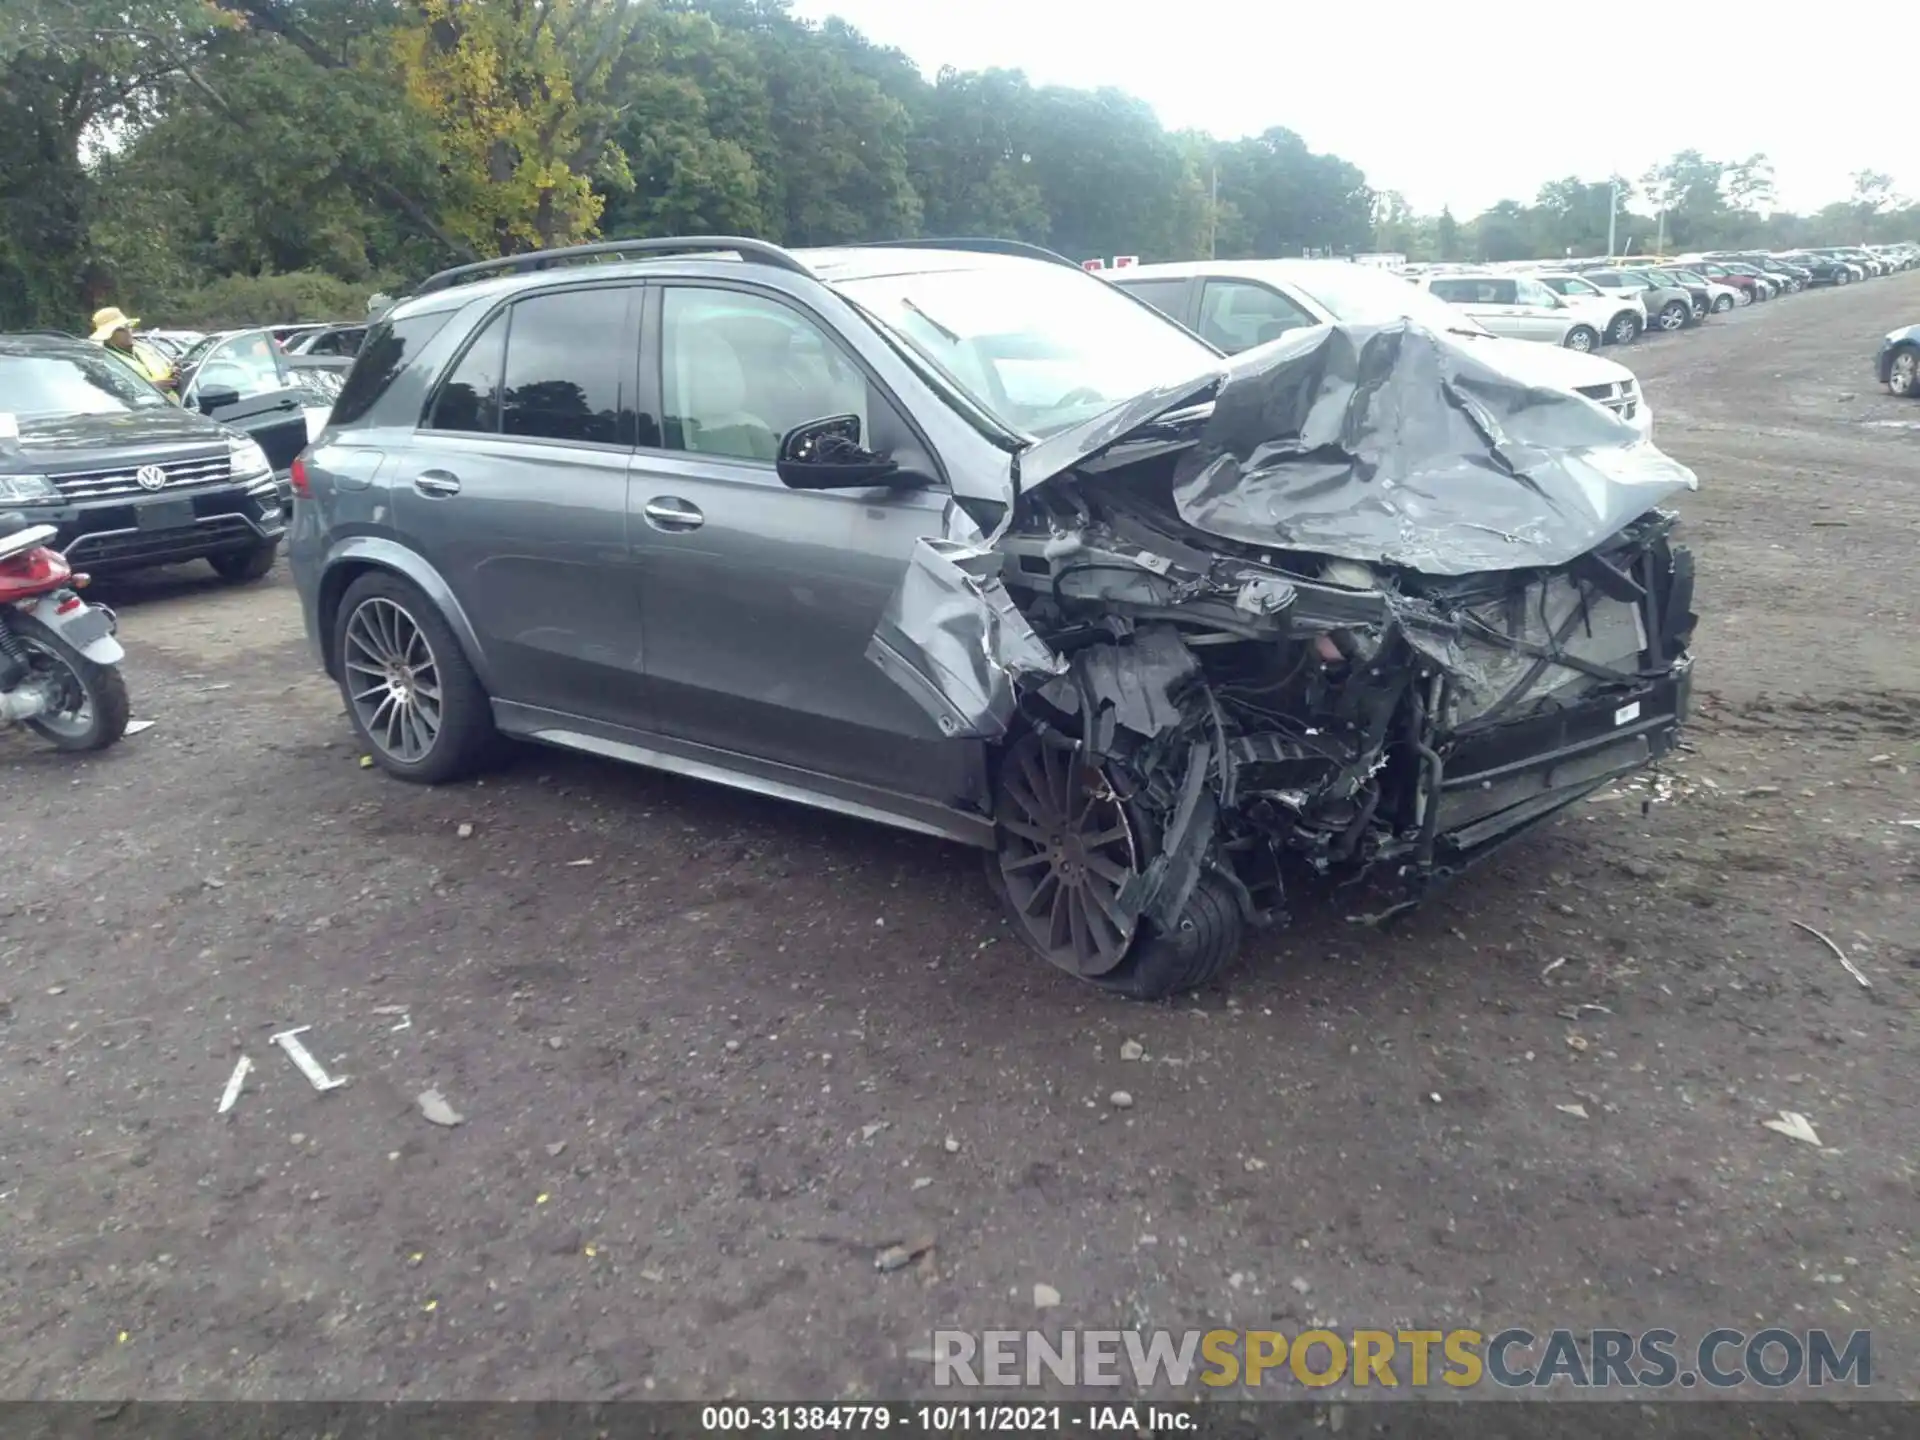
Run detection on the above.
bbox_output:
[626,281,969,803]
[182,332,309,469]
[388,283,649,728]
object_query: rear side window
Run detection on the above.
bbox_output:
[1116,278,1188,320]
[428,310,506,434]
[499,288,637,447]
[331,312,454,427]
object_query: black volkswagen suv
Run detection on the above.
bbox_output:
[0,333,287,581]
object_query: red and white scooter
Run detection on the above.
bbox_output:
[0,515,129,752]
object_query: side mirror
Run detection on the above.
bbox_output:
[775,415,909,491]
[195,384,241,413]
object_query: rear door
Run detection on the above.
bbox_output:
[182,331,310,470]
[625,280,969,802]
[389,283,650,728]
[1512,277,1574,342]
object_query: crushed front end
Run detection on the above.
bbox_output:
[870,320,1700,941]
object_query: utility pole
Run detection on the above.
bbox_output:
[1207,164,1219,260]
[1606,178,1619,258]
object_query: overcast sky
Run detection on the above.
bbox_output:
[789,0,1916,217]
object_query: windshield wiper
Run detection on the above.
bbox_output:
[898,297,961,345]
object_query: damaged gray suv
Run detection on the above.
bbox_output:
[290,237,1699,1000]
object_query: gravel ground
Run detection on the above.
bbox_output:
[3,274,1917,1402]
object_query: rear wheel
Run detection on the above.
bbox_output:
[10,612,130,753]
[1888,346,1920,398]
[1564,325,1599,353]
[209,539,279,584]
[333,572,499,784]
[989,730,1243,999]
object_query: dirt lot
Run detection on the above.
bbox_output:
[3,276,1918,1403]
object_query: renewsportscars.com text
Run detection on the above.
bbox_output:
[930,1327,1871,1390]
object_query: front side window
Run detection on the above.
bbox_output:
[1194,281,1316,353]
[833,262,1219,440]
[661,287,871,463]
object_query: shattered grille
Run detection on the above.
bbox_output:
[1447,575,1647,726]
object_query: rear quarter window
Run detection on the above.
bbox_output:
[330,311,457,427]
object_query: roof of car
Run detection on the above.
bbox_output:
[1107,258,1401,283]
[385,240,1099,325]
[0,331,94,356]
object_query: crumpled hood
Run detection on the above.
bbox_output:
[1134,320,1695,577]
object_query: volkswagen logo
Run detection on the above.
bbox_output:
[135,464,168,492]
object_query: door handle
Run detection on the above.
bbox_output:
[413,471,461,497]
[644,497,704,532]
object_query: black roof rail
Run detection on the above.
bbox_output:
[412,235,812,298]
[847,237,1086,271]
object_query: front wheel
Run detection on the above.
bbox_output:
[1656,301,1689,332]
[1888,345,1920,398]
[1564,325,1599,353]
[989,730,1244,999]
[209,539,280,584]
[9,613,131,753]
[1711,294,1735,313]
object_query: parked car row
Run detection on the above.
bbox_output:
[1383,243,1917,357]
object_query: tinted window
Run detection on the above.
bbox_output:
[308,328,365,357]
[1117,277,1188,320]
[661,287,870,463]
[1429,277,1516,304]
[500,287,638,447]
[1195,281,1315,353]
[331,312,454,427]
[1515,277,1558,306]
[428,310,506,434]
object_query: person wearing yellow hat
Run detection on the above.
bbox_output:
[89,306,178,394]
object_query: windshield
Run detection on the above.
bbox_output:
[1641,269,1684,286]
[832,266,1220,440]
[1283,265,1492,336]
[0,348,172,418]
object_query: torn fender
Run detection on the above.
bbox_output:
[866,536,1066,740]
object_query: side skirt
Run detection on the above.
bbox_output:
[492,700,997,851]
